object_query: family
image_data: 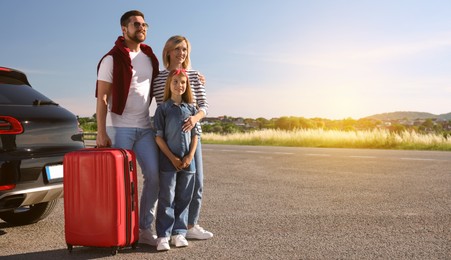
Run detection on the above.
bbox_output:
[95,10,211,251]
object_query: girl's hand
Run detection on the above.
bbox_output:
[181,155,193,169]
[170,157,183,171]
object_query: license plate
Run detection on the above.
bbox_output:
[45,164,64,182]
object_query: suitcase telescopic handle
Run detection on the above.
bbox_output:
[131,182,135,211]
[129,161,134,171]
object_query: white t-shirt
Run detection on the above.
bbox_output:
[97,51,153,128]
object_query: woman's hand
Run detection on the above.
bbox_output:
[182,116,198,132]
[199,72,206,85]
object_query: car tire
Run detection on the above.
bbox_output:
[0,199,59,226]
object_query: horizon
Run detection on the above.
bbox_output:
[2,1,450,120]
[77,110,451,121]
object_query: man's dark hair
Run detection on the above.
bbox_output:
[120,10,145,26]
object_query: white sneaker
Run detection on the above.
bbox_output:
[156,237,171,251]
[186,225,214,240]
[170,234,189,247]
[139,229,157,246]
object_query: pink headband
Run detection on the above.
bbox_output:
[173,69,187,77]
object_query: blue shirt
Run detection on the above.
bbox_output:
[154,99,199,173]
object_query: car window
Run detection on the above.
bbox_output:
[0,83,51,105]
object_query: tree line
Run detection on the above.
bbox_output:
[78,115,451,137]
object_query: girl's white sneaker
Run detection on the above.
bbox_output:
[156,237,170,251]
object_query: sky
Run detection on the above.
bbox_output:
[1,0,450,120]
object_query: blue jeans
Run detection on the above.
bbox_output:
[156,170,195,238]
[107,127,159,230]
[188,140,203,226]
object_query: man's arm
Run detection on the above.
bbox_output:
[96,80,112,147]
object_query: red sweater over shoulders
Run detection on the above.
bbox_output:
[95,36,159,115]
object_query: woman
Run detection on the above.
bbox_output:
[153,35,212,240]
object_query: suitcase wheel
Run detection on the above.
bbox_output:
[132,241,138,249]
[111,247,118,256]
[67,244,73,253]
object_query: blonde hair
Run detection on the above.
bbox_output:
[162,35,191,69]
[163,70,193,104]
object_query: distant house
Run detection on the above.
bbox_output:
[399,119,414,126]
[201,117,221,125]
[233,118,245,127]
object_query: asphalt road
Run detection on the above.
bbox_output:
[0,144,450,259]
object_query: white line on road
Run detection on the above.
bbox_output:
[305,154,331,157]
[246,150,267,154]
[400,158,443,161]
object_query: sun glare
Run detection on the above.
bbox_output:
[317,84,366,119]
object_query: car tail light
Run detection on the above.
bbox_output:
[0,116,24,134]
[0,184,16,191]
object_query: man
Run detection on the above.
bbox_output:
[96,10,159,246]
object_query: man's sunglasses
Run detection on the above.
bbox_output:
[131,22,149,29]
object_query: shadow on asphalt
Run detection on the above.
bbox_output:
[0,244,161,259]
[1,222,11,237]
[0,222,13,228]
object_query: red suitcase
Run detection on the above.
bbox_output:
[63,148,139,255]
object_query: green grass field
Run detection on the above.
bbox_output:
[201,129,451,151]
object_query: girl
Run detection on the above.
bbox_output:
[154,69,199,251]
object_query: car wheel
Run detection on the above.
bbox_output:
[0,199,59,226]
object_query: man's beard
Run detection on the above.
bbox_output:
[127,31,146,43]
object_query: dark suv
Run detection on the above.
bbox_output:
[0,67,84,225]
